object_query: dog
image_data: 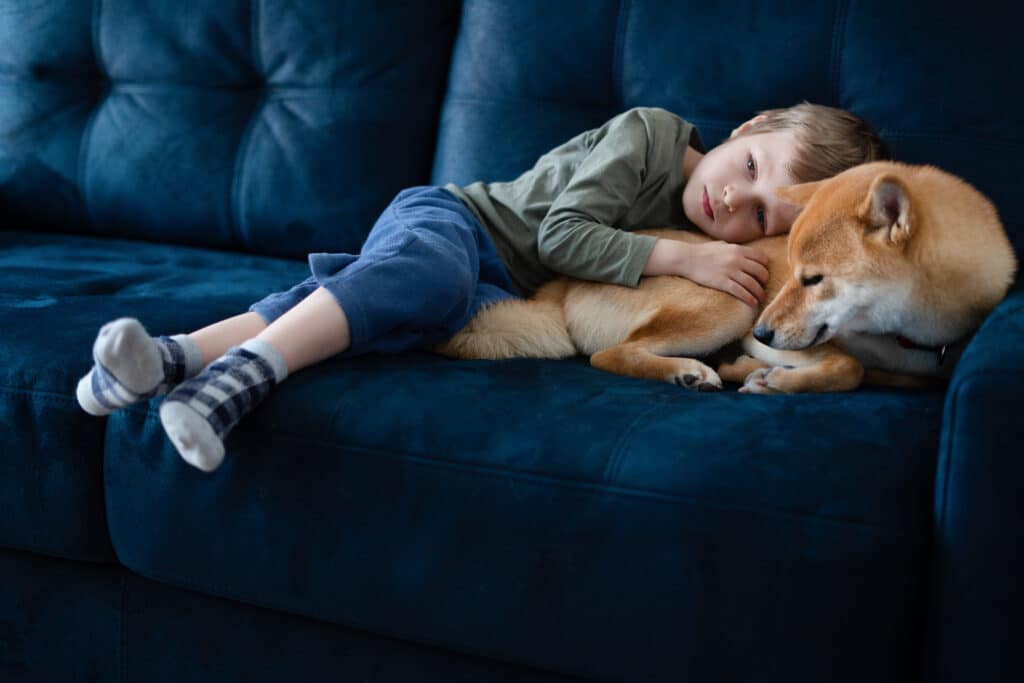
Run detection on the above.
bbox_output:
[433,162,1017,393]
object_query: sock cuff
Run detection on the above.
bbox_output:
[240,337,289,383]
[169,334,205,377]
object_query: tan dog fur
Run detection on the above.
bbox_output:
[434,162,1017,393]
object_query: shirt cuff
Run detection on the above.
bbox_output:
[619,233,660,287]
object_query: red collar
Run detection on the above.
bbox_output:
[895,335,949,365]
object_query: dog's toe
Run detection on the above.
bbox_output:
[671,363,723,392]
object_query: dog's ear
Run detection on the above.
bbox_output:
[775,181,823,207]
[860,173,913,247]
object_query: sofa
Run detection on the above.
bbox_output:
[2,1,1021,681]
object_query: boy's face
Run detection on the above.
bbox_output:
[682,130,802,243]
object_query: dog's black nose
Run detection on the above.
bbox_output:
[753,324,775,346]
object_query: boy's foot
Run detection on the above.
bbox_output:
[159,337,288,472]
[76,318,203,416]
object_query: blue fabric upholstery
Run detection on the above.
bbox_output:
[928,290,1024,682]
[102,354,943,681]
[0,229,306,560]
[0,548,576,682]
[0,1,460,258]
[2,1,1022,681]
[0,548,122,680]
[433,1,1024,256]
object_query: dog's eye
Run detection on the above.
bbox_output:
[801,274,824,287]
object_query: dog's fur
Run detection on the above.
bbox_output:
[434,162,1017,393]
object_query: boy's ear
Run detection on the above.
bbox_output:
[775,180,823,207]
[859,173,913,247]
[729,114,767,138]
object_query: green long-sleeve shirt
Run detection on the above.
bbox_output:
[446,107,705,296]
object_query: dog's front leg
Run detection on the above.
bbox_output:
[739,345,864,394]
[590,343,723,391]
[717,354,771,383]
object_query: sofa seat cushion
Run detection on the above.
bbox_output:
[104,347,944,682]
[0,229,308,560]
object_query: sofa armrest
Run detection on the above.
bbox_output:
[928,289,1024,683]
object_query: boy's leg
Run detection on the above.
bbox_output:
[256,287,351,372]
[159,186,502,472]
[159,287,350,472]
[76,312,268,416]
[190,312,268,365]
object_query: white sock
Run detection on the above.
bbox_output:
[159,338,288,472]
[76,318,203,416]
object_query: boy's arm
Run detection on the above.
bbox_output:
[536,110,660,287]
[536,109,767,305]
[643,238,768,307]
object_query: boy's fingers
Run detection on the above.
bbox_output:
[745,260,770,286]
[726,281,758,307]
[734,272,766,304]
[741,246,769,265]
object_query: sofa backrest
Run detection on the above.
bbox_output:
[0,1,459,259]
[432,0,1024,258]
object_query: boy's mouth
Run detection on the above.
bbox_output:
[702,186,715,220]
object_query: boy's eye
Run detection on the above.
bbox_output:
[756,206,766,229]
[747,154,757,178]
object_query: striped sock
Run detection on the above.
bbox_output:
[159,337,288,472]
[76,318,204,416]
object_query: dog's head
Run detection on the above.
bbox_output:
[753,163,921,350]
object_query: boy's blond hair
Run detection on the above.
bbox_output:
[735,102,890,183]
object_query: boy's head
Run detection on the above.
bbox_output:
[682,102,889,243]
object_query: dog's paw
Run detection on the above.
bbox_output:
[670,360,723,392]
[717,354,770,383]
[738,367,784,394]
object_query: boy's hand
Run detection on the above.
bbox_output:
[682,241,769,307]
[644,238,769,307]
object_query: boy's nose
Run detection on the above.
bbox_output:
[723,184,747,212]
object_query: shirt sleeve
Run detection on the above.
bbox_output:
[536,109,659,287]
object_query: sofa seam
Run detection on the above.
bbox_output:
[930,366,969,680]
[0,384,87,404]
[931,366,1011,678]
[76,0,107,234]
[602,398,664,485]
[0,539,114,564]
[611,0,632,109]
[228,96,265,252]
[117,407,906,533]
[108,561,605,683]
[225,0,266,251]
[442,93,614,111]
[828,0,849,105]
[250,0,264,77]
[118,571,128,683]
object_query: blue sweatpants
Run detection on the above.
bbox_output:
[249,186,519,356]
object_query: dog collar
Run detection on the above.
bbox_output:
[895,335,949,365]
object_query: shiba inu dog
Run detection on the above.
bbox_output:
[434,162,1017,393]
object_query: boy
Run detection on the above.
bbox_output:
[76,102,888,471]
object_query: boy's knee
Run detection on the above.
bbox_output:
[407,230,476,310]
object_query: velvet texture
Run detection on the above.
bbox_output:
[928,290,1024,682]
[104,353,943,681]
[0,548,578,682]
[0,548,122,681]
[0,229,306,560]
[432,0,1024,256]
[0,0,460,258]
[2,1,1023,681]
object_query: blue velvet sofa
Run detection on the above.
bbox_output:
[2,2,1021,681]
